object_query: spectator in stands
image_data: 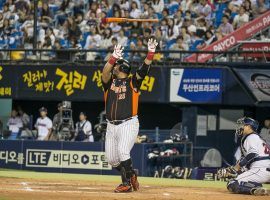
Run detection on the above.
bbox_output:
[152,0,165,13]
[110,22,122,36]
[243,0,254,19]
[204,30,217,45]
[141,2,150,18]
[130,21,142,40]
[100,27,113,49]
[196,18,207,38]
[7,109,23,140]
[142,27,152,46]
[169,36,189,59]
[2,3,12,19]
[228,0,244,11]
[75,13,88,33]
[253,0,269,17]
[86,1,101,20]
[180,0,192,12]
[130,1,141,18]
[67,17,81,41]
[174,9,184,28]
[35,107,52,141]
[233,6,249,29]
[260,117,270,144]
[54,40,69,60]
[148,6,158,19]
[120,0,130,11]
[84,25,101,49]
[154,27,164,49]
[17,106,30,129]
[218,15,234,36]
[167,18,179,40]
[189,31,205,51]
[40,2,53,24]
[74,112,93,142]
[181,26,191,45]
[117,29,128,46]
[196,0,212,24]
[136,37,147,58]
[161,8,169,19]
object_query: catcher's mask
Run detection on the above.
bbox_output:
[114,58,131,75]
[235,117,259,137]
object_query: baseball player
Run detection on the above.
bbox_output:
[102,38,158,193]
[218,117,270,196]
[35,107,53,141]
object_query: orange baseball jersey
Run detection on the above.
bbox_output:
[102,75,142,121]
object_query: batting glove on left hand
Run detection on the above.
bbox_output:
[147,38,158,53]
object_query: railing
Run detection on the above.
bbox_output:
[0,49,269,65]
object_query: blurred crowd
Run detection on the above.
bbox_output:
[0,0,269,61]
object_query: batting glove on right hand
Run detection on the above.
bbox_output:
[112,44,124,59]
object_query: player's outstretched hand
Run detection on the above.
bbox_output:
[147,38,158,53]
[112,44,124,59]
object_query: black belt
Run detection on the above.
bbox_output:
[107,117,133,125]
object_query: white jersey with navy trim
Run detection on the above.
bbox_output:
[236,133,270,183]
[240,133,270,169]
[35,117,52,140]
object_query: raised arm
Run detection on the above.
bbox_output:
[136,38,158,80]
[102,44,124,84]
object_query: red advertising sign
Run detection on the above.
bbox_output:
[185,10,270,63]
[240,41,270,58]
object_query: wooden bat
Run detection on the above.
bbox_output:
[101,18,159,23]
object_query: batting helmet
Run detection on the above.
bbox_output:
[235,117,259,137]
[115,58,131,74]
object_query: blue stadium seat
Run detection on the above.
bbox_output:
[169,4,179,15]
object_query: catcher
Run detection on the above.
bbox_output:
[217,117,270,196]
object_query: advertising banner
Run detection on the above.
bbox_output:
[0,140,144,175]
[0,65,166,102]
[234,69,270,102]
[239,41,270,58]
[170,68,222,103]
[185,10,270,62]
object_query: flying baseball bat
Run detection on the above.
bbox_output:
[101,18,159,23]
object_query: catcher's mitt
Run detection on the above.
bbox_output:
[217,166,238,179]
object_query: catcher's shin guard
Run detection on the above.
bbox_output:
[227,180,263,195]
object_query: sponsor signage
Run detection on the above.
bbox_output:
[170,68,222,103]
[235,69,270,101]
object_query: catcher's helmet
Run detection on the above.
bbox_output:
[235,117,259,137]
[115,58,131,74]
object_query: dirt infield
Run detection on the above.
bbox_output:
[0,170,269,200]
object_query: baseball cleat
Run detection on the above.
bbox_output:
[253,188,269,196]
[130,173,139,191]
[114,183,132,193]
